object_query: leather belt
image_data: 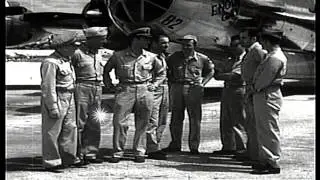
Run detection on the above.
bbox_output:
[76,80,102,86]
[120,81,150,85]
[172,81,198,85]
[224,84,245,88]
[56,87,74,92]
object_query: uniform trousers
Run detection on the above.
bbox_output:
[41,91,78,168]
[219,86,247,151]
[146,85,169,152]
[168,83,203,151]
[112,84,153,157]
[253,86,282,168]
[75,83,102,160]
[244,89,259,161]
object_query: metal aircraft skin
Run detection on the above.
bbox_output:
[5,0,315,86]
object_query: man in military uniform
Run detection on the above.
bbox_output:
[251,29,287,174]
[238,29,267,162]
[213,35,247,155]
[40,32,84,172]
[146,34,171,160]
[163,35,215,154]
[72,27,108,164]
[103,27,166,163]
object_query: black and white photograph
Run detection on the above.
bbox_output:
[5,0,315,179]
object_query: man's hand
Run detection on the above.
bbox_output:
[49,108,60,119]
[147,84,157,91]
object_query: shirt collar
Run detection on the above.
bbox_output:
[80,46,97,55]
[248,42,262,51]
[125,48,147,57]
[184,51,199,61]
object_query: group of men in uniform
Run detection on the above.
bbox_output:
[40,25,287,175]
[212,28,287,174]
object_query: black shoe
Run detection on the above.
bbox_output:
[159,150,167,155]
[148,151,167,160]
[190,149,200,155]
[71,160,89,168]
[212,150,236,155]
[233,154,250,161]
[134,156,145,163]
[85,158,104,164]
[252,163,267,170]
[251,167,280,174]
[109,157,121,163]
[162,146,181,153]
[44,165,65,173]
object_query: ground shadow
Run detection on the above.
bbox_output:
[6,156,44,172]
[24,92,42,96]
[15,105,41,114]
[156,152,253,173]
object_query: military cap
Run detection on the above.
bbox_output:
[177,34,198,44]
[128,27,152,38]
[83,27,108,38]
[49,32,79,48]
[260,28,283,41]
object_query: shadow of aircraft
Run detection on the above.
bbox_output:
[6,156,43,172]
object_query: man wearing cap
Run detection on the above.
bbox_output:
[163,34,215,154]
[71,27,108,164]
[103,27,166,163]
[40,32,84,172]
[146,34,171,160]
[213,35,247,156]
[236,29,267,162]
[251,29,287,174]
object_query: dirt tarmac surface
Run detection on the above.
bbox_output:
[5,87,315,179]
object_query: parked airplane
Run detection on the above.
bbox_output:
[5,0,315,87]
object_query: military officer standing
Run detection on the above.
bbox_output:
[251,29,287,174]
[238,29,267,162]
[213,35,247,155]
[146,34,171,160]
[71,27,108,164]
[163,35,215,154]
[103,27,166,163]
[40,32,83,172]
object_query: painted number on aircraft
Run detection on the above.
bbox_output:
[160,15,183,29]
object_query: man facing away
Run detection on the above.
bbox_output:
[103,27,166,163]
[251,29,287,174]
[163,35,215,154]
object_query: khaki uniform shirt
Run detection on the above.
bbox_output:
[253,47,287,92]
[166,51,214,85]
[71,46,107,84]
[103,48,166,86]
[40,53,75,110]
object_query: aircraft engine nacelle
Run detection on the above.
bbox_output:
[101,0,240,49]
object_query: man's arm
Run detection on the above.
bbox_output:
[254,57,283,92]
[40,60,59,118]
[103,54,116,88]
[151,56,166,88]
[201,57,215,86]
